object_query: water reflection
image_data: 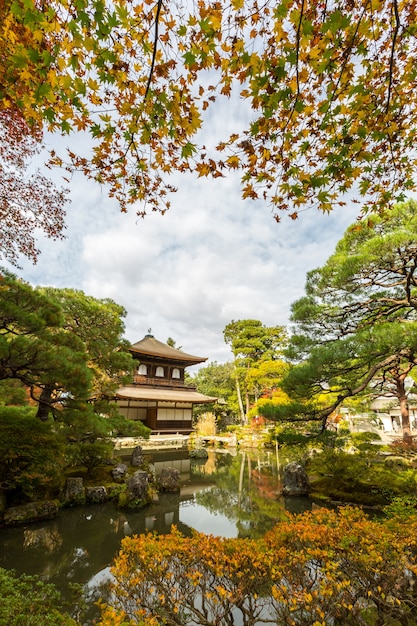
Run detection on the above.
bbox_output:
[0,449,313,621]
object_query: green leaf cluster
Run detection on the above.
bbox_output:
[0,567,75,625]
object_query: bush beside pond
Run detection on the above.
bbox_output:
[100,506,417,626]
[305,447,417,507]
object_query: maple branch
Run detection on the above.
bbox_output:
[144,0,164,100]
[324,0,371,117]
[386,0,400,114]
[295,0,304,97]
[123,0,164,167]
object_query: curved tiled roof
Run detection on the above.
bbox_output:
[115,385,217,404]
[129,334,207,365]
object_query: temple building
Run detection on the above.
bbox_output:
[114,334,217,433]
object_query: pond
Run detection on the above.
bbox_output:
[0,448,314,623]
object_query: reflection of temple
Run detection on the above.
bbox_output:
[115,334,217,434]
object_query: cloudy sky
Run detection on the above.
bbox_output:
[4,99,361,368]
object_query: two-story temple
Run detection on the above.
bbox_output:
[114,334,217,434]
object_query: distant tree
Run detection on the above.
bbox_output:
[261,201,417,442]
[191,361,238,423]
[192,361,235,401]
[0,109,68,265]
[246,359,290,418]
[224,320,288,424]
[166,337,182,350]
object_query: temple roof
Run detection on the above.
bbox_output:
[115,385,217,404]
[129,334,207,366]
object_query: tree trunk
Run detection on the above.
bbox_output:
[245,389,250,422]
[396,376,412,443]
[36,385,54,421]
[234,364,246,425]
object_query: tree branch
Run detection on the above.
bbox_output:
[144,0,164,101]
[386,0,400,114]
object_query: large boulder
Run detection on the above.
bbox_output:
[112,463,128,480]
[131,446,144,467]
[64,477,86,505]
[125,470,150,507]
[3,500,59,526]
[157,467,181,493]
[86,486,108,504]
[282,462,310,496]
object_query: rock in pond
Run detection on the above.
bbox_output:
[131,445,144,467]
[189,448,208,459]
[86,486,108,504]
[64,477,86,505]
[125,470,150,507]
[3,500,59,526]
[282,462,310,496]
[157,467,181,492]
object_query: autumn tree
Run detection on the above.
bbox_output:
[261,200,417,442]
[0,109,68,265]
[224,320,288,424]
[2,0,416,228]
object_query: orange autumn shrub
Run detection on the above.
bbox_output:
[99,507,417,626]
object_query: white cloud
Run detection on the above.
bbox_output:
[4,106,361,365]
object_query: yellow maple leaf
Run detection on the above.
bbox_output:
[226,155,240,168]
[196,162,211,177]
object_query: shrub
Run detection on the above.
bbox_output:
[0,567,75,625]
[194,412,217,436]
[69,440,114,477]
[0,407,66,505]
[99,507,417,626]
[106,414,151,438]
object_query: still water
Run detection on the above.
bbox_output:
[0,448,313,621]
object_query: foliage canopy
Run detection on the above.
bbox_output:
[2,0,416,224]
[0,567,75,626]
[0,270,135,424]
[262,200,417,440]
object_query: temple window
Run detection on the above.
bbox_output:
[172,368,181,379]
[138,364,147,375]
[155,366,164,377]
